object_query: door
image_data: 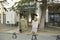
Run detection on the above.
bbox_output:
[3,14,6,24]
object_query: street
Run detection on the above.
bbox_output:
[0,32,58,40]
[0,24,60,40]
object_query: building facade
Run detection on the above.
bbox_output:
[47,0,60,27]
[0,0,19,25]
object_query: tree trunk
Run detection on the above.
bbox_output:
[39,7,46,31]
[35,2,42,31]
[38,0,47,31]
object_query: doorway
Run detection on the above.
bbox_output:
[3,14,6,24]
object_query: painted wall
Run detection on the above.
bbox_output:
[5,10,16,24]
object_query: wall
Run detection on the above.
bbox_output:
[5,10,16,24]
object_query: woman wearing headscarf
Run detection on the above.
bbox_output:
[19,15,27,33]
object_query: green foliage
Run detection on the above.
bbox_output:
[15,0,34,5]
[3,7,7,11]
[20,0,34,4]
[12,0,35,16]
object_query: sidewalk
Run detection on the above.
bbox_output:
[0,24,17,32]
[0,24,60,35]
[4,27,60,35]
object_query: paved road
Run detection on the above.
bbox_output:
[0,32,58,40]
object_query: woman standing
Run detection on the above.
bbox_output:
[19,15,27,33]
[32,15,38,34]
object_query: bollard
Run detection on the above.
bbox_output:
[12,32,17,39]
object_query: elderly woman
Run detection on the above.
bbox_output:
[32,15,38,34]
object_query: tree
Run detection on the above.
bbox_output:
[39,0,47,31]
[12,0,35,14]
[13,0,34,8]
[0,0,7,11]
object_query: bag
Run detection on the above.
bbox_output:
[19,29,22,33]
